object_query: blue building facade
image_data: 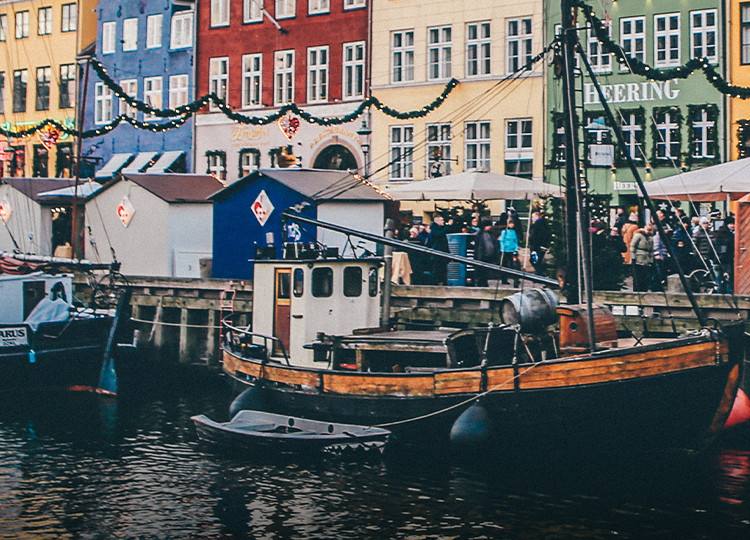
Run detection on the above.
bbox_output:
[82,0,195,178]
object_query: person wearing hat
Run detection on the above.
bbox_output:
[692,216,716,275]
[621,212,640,265]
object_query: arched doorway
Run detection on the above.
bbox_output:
[312,144,358,170]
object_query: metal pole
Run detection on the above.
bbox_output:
[382,219,395,329]
[71,57,90,258]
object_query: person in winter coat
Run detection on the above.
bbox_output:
[621,212,640,265]
[528,211,551,275]
[630,223,654,292]
[692,216,715,267]
[672,216,694,275]
[652,226,669,291]
[473,220,499,287]
[714,216,735,293]
[426,214,450,285]
[499,219,520,287]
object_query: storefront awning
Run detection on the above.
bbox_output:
[121,152,159,174]
[146,151,184,174]
[95,153,133,178]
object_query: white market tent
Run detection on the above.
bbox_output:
[385,170,563,201]
[645,158,750,202]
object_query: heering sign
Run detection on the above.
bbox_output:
[584,79,680,105]
[251,190,274,226]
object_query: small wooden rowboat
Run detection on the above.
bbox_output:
[191,410,391,453]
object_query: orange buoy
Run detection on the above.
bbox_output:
[724,388,750,430]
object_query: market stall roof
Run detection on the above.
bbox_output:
[95,153,133,178]
[384,170,563,201]
[146,151,184,174]
[37,181,102,199]
[121,152,159,174]
[645,158,750,201]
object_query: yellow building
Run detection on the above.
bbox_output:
[369,0,546,220]
[730,0,750,160]
[0,0,95,178]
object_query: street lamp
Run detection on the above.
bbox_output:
[357,118,372,178]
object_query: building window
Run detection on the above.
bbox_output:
[102,21,116,54]
[32,145,48,178]
[274,50,294,105]
[209,57,229,110]
[390,125,414,180]
[343,267,362,297]
[743,4,750,65]
[94,82,114,124]
[427,123,451,177]
[655,13,680,68]
[147,14,162,49]
[691,9,717,64]
[620,17,646,68]
[56,143,73,177]
[690,106,716,160]
[505,119,532,178]
[587,22,611,73]
[120,79,137,117]
[211,0,230,27]
[344,0,365,9]
[144,77,163,120]
[239,148,261,176]
[0,72,4,114]
[35,67,51,111]
[170,11,193,49]
[13,69,27,113]
[59,64,75,109]
[309,0,329,15]
[206,151,227,180]
[123,18,138,51]
[654,108,681,162]
[467,21,491,77]
[62,3,77,32]
[428,26,451,80]
[307,46,328,103]
[38,7,52,36]
[343,41,364,99]
[391,30,414,83]
[0,14,7,41]
[276,0,296,19]
[241,54,262,108]
[169,74,189,108]
[507,18,532,74]
[552,114,566,166]
[244,0,263,23]
[618,109,645,163]
[465,121,491,170]
[8,147,25,176]
[16,11,29,39]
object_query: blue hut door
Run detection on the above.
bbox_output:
[274,269,291,355]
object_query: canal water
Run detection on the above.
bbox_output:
[1,367,750,539]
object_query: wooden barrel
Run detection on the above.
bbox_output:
[499,288,559,333]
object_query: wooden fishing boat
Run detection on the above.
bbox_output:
[191,410,391,453]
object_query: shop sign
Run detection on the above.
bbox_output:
[251,190,274,226]
[117,196,135,227]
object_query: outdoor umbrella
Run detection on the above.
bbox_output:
[645,158,750,202]
[384,170,563,201]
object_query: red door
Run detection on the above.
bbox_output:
[274,269,291,355]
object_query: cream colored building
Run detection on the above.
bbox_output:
[0,0,96,178]
[369,0,546,219]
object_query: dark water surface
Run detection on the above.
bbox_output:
[2,368,750,539]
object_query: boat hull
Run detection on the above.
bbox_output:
[222,325,745,454]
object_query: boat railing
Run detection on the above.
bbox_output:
[221,321,290,365]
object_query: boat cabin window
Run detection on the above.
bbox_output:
[368,268,378,297]
[277,271,291,299]
[343,267,362,297]
[312,267,333,297]
[293,269,304,297]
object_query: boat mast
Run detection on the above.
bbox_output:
[71,56,91,259]
[560,0,597,351]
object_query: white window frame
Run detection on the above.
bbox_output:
[505,118,533,163]
[465,121,491,171]
[307,46,328,103]
[209,57,229,110]
[240,150,260,176]
[276,0,296,19]
[342,41,365,100]
[742,3,750,65]
[170,11,193,49]
[691,108,715,159]
[391,30,414,84]
[120,79,138,118]
[122,18,138,51]
[690,9,718,64]
[620,111,644,162]
[61,3,77,32]
[466,21,491,77]
[147,14,163,49]
[620,16,646,69]
[242,53,262,108]
[59,63,76,109]
[587,22,612,73]
[308,0,329,15]
[208,152,227,180]
[655,110,679,161]
[243,0,263,23]
[344,0,365,9]
[428,26,451,80]
[16,11,29,39]
[654,13,680,68]
[95,82,114,125]
[35,66,51,111]
[427,123,452,177]
[0,15,6,41]
[102,21,116,54]
[169,74,189,109]
[274,50,295,105]
[390,125,414,181]
[211,0,230,27]
[143,76,163,120]
[38,7,52,36]
[506,18,533,74]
